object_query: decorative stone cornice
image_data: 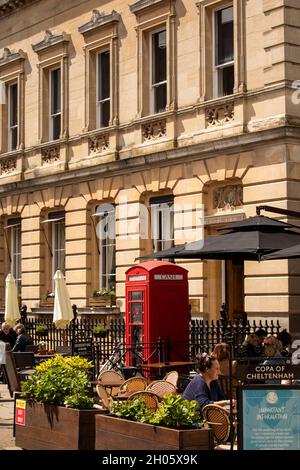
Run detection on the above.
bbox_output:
[0,0,37,18]
[0,47,26,66]
[78,9,120,35]
[129,0,167,14]
[32,30,70,53]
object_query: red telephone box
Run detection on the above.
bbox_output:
[125,261,189,366]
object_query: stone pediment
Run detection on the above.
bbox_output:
[32,30,70,53]
[0,47,26,66]
[78,9,120,35]
[129,0,167,15]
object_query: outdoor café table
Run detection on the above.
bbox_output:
[34,353,69,363]
[143,361,197,379]
[97,377,124,396]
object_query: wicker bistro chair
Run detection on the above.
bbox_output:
[128,391,160,411]
[163,371,179,389]
[117,377,148,395]
[146,380,177,398]
[97,370,125,397]
[202,404,237,450]
[96,384,114,411]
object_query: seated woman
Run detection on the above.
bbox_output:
[183,353,229,410]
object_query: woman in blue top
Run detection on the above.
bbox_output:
[183,353,229,410]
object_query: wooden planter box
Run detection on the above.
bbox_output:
[95,414,213,450]
[89,297,115,307]
[36,330,49,337]
[15,402,107,450]
[40,300,54,308]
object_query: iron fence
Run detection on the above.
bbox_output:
[0,311,281,375]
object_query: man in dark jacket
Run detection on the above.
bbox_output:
[0,322,17,349]
[12,324,33,352]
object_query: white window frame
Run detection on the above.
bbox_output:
[5,219,21,294]
[150,27,167,115]
[49,67,61,141]
[7,82,18,151]
[95,207,116,290]
[150,197,174,253]
[213,3,234,98]
[96,49,111,128]
[51,217,65,287]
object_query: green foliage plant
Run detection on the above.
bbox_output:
[36,324,48,332]
[21,355,94,409]
[111,395,202,429]
[92,288,115,298]
[111,398,153,423]
[149,395,202,429]
[64,393,94,409]
[92,325,107,334]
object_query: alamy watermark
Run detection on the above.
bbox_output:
[291,80,300,104]
[95,196,204,250]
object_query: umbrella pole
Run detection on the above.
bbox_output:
[71,304,78,356]
[224,329,235,451]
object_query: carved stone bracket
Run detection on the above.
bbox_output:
[205,102,234,127]
[142,119,167,142]
[78,9,120,34]
[89,134,110,154]
[213,185,243,210]
[0,47,26,66]
[41,146,60,165]
[0,157,17,175]
[32,30,70,53]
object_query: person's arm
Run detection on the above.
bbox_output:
[11,336,23,352]
[193,380,213,409]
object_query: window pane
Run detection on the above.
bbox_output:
[10,84,18,126]
[11,127,18,151]
[101,100,110,127]
[10,223,21,294]
[51,69,61,114]
[153,30,167,84]
[154,83,167,113]
[100,51,110,100]
[53,114,61,140]
[150,196,174,253]
[218,64,234,96]
[216,6,233,65]
[52,218,65,282]
[98,208,116,290]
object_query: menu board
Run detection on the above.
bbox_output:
[239,386,300,450]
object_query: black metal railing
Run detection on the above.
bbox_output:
[0,309,281,376]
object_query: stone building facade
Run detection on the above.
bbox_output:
[0,0,300,331]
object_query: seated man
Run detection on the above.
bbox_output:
[12,324,33,352]
[183,353,229,410]
[0,322,17,349]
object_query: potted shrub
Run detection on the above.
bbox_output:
[92,325,109,339]
[89,288,116,307]
[35,324,49,337]
[95,394,213,450]
[37,341,48,355]
[15,355,106,450]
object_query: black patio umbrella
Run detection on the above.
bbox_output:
[262,243,300,260]
[138,215,300,261]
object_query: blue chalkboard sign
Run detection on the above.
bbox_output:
[238,385,300,450]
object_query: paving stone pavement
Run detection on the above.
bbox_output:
[0,384,21,450]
